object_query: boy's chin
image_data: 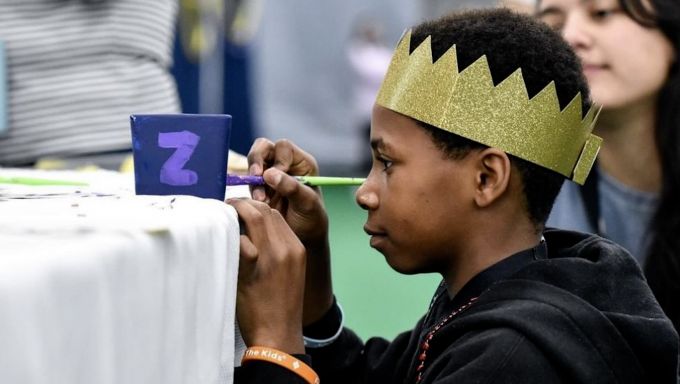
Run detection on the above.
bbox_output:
[382,253,428,276]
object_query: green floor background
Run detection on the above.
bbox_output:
[322,186,440,341]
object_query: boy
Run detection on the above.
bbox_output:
[231,8,679,383]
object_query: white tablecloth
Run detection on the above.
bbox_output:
[0,170,242,384]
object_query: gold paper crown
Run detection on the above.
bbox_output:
[376,31,602,185]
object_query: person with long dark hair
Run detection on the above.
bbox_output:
[537,0,680,332]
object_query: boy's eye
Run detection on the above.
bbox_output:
[381,159,393,170]
[374,155,393,171]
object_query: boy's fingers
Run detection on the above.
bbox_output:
[273,139,319,176]
[263,168,319,212]
[247,138,317,203]
[272,140,295,173]
[248,138,275,202]
[247,138,275,174]
[238,234,259,272]
[228,198,271,245]
[251,186,267,202]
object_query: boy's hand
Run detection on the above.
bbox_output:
[230,198,306,354]
[247,138,328,248]
[247,138,334,325]
[248,138,328,247]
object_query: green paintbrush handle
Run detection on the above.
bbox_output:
[0,176,89,186]
[296,176,366,186]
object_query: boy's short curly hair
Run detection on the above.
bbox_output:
[410,8,590,228]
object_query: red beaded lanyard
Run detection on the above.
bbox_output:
[415,296,478,384]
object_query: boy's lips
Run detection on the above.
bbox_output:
[363,225,386,237]
[364,225,387,248]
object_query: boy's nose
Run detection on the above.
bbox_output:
[355,178,378,210]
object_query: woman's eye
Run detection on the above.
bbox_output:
[592,8,617,20]
[538,13,564,32]
[547,20,564,32]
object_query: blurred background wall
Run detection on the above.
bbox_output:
[173,0,533,172]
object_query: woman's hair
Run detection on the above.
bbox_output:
[410,8,590,228]
[628,0,680,332]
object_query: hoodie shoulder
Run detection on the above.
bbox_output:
[467,229,679,382]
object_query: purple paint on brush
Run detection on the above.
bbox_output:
[226,174,266,186]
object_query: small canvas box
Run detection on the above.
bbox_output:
[130,114,232,200]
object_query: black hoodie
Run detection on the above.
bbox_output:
[235,230,679,383]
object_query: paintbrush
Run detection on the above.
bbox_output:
[226,174,365,187]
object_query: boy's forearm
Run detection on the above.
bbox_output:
[303,238,334,326]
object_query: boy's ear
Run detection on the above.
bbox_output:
[473,148,512,208]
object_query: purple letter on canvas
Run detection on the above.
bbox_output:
[158,131,200,186]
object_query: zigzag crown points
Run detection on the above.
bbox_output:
[376,30,601,184]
